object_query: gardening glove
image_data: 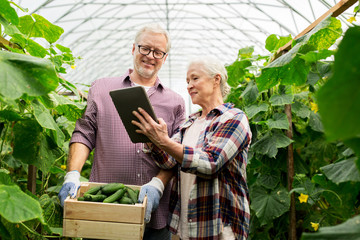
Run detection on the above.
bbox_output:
[58,170,81,207]
[138,177,164,223]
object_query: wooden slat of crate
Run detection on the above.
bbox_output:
[64,182,145,224]
[63,218,144,240]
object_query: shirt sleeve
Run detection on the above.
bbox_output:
[69,81,98,150]
[181,112,251,179]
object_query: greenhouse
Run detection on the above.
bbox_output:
[0,0,359,239]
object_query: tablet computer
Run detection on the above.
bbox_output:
[109,86,157,143]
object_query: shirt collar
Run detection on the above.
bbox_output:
[123,69,164,90]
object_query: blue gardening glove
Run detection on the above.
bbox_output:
[138,177,164,223]
[58,170,81,207]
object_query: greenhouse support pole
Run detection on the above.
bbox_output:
[28,165,36,194]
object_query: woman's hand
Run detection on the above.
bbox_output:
[132,107,169,148]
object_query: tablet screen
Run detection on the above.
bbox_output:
[109,86,157,143]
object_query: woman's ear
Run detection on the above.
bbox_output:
[214,74,221,86]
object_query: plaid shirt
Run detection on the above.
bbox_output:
[152,103,251,239]
[70,69,186,229]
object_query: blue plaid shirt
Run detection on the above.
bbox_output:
[152,103,251,239]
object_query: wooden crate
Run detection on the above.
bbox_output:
[63,182,147,240]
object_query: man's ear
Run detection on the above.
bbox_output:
[162,54,168,64]
[132,43,136,55]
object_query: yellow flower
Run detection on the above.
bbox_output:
[310,222,319,231]
[298,193,309,203]
[310,102,318,113]
[71,65,76,69]
[245,78,251,82]
[61,165,67,170]
[347,16,356,23]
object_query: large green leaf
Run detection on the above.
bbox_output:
[0,51,58,99]
[0,0,19,25]
[226,59,252,87]
[251,130,294,158]
[265,34,292,52]
[10,34,48,58]
[269,93,294,106]
[250,185,290,226]
[38,135,63,175]
[32,100,65,147]
[12,120,42,165]
[0,185,44,223]
[308,112,324,132]
[317,26,360,142]
[292,101,311,119]
[244,103,269,119]
[240,81,259,104]
[321,158,360,184]
[301,215,360,240]
[266,113,289,130]
[18,14,64,43]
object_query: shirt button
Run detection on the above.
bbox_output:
[137,174,141,178]
[137,149,140,153]
[189,219,192,222]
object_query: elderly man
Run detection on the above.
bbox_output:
[58,23,186,240]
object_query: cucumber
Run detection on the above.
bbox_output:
[126,187,138,204]
[103,188,126,203]
[83,185,102,195]
[77,196,85,201]
[101,183,125,195]
[119,196,134,205]
[84,194,107,202]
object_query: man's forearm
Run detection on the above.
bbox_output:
[67,142,91,172]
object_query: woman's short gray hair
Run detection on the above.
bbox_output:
[188,56,230,98]
[135,23,171,52]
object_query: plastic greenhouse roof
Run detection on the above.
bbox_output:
[14,0,358,114]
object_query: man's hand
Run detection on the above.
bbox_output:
[138,177,164,223]
[58,170,81,207]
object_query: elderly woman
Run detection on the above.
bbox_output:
[133,56,251,240]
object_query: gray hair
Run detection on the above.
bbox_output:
[188,56,230,98]
[134,23,171,52]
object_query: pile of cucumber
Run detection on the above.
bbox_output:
[77,183,139,204]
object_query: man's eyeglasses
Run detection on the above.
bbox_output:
[136,44,167,59]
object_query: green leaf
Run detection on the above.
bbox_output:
[244,103,269,119]
[32,100,65,147]
[0,15,21,36]
[13,120,42,165]
[55,44,71,53]
[0,172,12,185]
[308,112,324,132]
[10,34,48,58]
[269,93,294,106]
[0,109,24,121]
[317,26,360,141]
[321,158,360,184]
[267,113,289,130]
[38,135,62,175]
[0,51,58,99]
[251,130,293,158]
[250,185,290,226]
[238,46,254,58]
[292,101,311,118]
[265,34,292,52]
[0,0,19,25]
[0,185,44,223]
[301,215,360,239]
[226,59,252,87]
[240,81,259,104]
[258,172,280,190]
[18,14,64,43]
[300,49,334,63]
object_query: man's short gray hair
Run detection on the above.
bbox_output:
[135,23,171,52]
[188,56,230,98]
